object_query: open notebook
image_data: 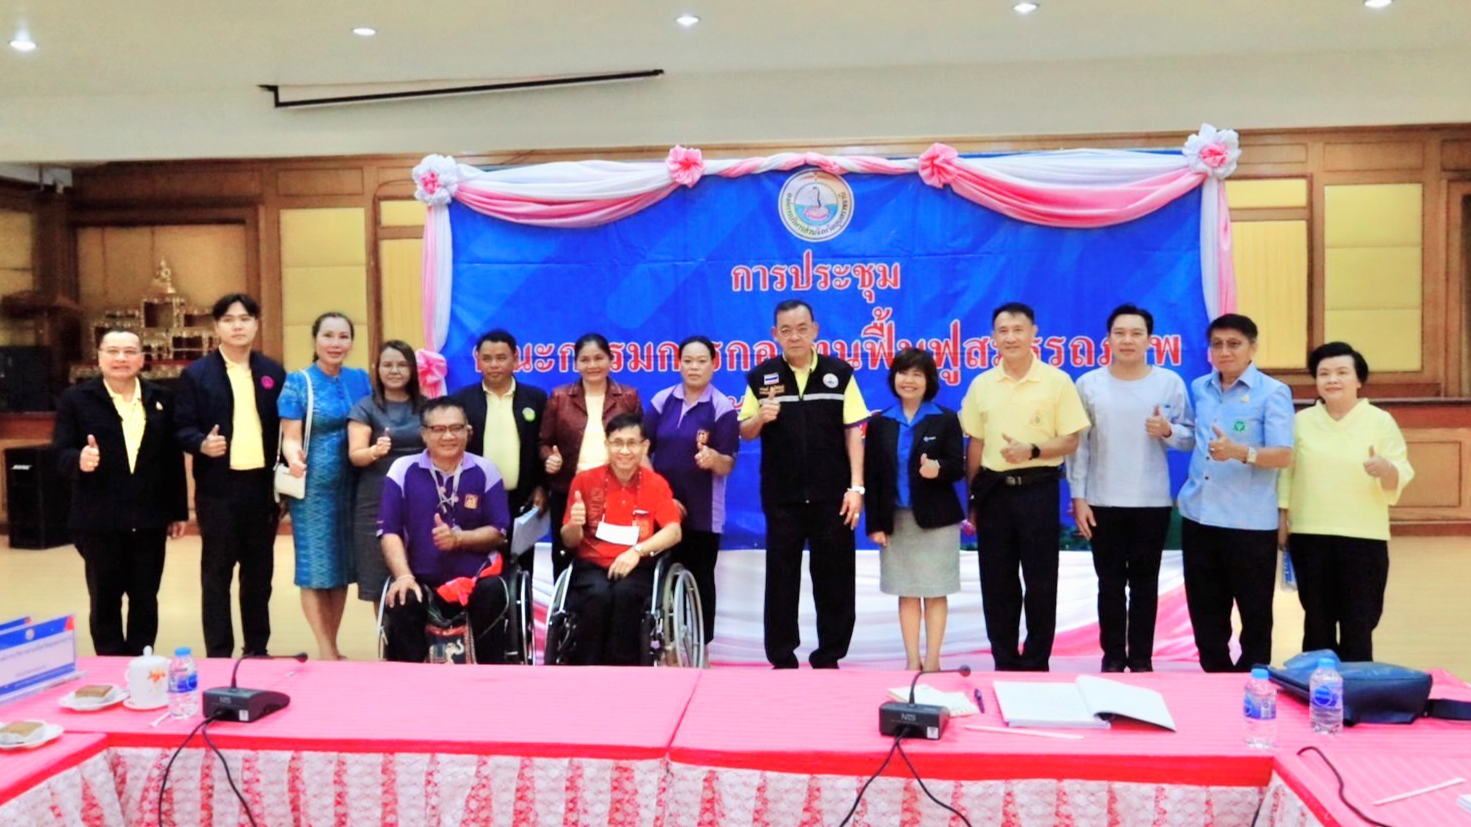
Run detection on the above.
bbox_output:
[992,676,1177,731]
[886,684,980,717]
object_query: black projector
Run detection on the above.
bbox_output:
[878,701,950,740]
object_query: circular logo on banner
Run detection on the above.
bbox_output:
[778,170,854,242]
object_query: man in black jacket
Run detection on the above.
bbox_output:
[172,294,287,658]
[451,329,548,575]
[53,329,188,656]
[738,300,870,669]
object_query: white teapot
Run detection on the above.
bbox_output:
[126,646,170,710]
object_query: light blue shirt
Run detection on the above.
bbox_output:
[882,401,940,509]
[1176,363,1295,531]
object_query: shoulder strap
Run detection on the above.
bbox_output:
[1426,699,1471,721]
[276,370,315,464]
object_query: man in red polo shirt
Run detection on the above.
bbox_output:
[560,413,683,665]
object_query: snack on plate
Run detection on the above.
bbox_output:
[74,685,117,701]
[0,721,44,745]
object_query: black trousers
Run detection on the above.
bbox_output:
[764,501,856,669]
[567,557,656,666]
[382,575,512,663]
[672,529,721,642]
[74,528,167,656]
[196,470,281,658]
[548,490,574,582]
[1090,506,1171,670]
[976,480,1060,671]
[1181,518,1277,673]
[1290,533,1389,662]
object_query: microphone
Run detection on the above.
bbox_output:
[229,652,307,689]
[205,653,309,723]
[909,664,971,704]
[882,664,973,740]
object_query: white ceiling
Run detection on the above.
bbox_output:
[3,0,1465,97]
[1,0,1469,163]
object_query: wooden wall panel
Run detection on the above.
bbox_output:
[1238,143,1309,167]
[277,168,366,198]
[1324,141,1425,172]
[1393,429,1470,522]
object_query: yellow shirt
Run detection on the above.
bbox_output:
[223,352,266,470]
[1278,401,1414,542]
[577,393,608,472]
[104,378,146,473]
[482,379,521,491]
[737,350,870,426]
[958,356,1090,471]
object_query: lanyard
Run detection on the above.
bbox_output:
[431,463,464,526]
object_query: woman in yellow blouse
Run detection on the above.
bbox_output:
[1278,342,1414,661]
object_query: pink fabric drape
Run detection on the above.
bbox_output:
[453,184,679,229]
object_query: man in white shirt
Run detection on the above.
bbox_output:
[1067,304,1192,673]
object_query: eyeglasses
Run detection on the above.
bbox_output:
[608,439,644,452]
[423,424,468,436]
[1209,339,1250,352]
[776,325,813,339]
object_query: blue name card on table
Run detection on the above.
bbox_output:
[0,615,79,706]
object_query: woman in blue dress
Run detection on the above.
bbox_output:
[279,312,371,661]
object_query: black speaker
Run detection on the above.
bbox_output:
[0,346,53,412]
[6,445,71,549]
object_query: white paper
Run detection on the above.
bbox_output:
[993,681,1111,729]
[511,508,550,557]
[594,520,640,546]
[887,684,980,717]
[1075,676,1177,731]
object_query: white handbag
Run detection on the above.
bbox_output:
[273,370,313,500]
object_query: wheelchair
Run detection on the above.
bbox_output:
[376,563,535,665]
[543,554,707,668]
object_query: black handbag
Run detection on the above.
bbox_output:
[1268,650,1471,726]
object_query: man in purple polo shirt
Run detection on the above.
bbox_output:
[378,397,512,663]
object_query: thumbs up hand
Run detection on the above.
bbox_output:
[1000,433,1033,465]
[79,434,101,473]
[694,443,718,470]
[372,429,393,460]
[1364,445,1393,478]
[569,490,587,526]
[201,424,228,458]
[431,512,459,550]
[759,387,781,424]
[1145,404,1173,439]
[1207,423,1244,462]
[545,445,563,475]
[918,452,941,479]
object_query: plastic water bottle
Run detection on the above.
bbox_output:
[167,647,199,719]
[1309,657,1344,735]
[1281,548,1298,592]
[1243,667,1278,749]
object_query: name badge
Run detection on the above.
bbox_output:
[595,520,641,546]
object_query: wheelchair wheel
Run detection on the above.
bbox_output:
[652,560,707,668]
[375,578,392,661]
[543,566,576,665]
[512,567,535,665]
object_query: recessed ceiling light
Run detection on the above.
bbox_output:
[1364,0,1392,7]
[352,27,377,37]
[676,14,701,27]
[9,38,36,52]
[1013,2,1040,14]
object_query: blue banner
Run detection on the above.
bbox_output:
[442,168,1210,547]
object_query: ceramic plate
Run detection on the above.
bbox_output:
[0,722,64,750]
[58,688,128,712]
[122,697,168,711]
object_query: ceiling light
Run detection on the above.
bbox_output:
[9,38,36,52]
[352,27,377,37]
[1013,2,1039,13]
[1364,0,1392,7]
[676,14,701,27]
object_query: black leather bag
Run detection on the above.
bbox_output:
[1268,650,1471,726]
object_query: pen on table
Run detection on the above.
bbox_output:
[973,687,985,714]
[1371,777,1464,806]
[964,725,1084,741]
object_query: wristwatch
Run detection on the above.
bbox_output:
[1029,443,1042,460]
[631,543,646,558]
[1245,447,1258,466]
[848,485,866,496]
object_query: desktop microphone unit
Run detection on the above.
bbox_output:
[878,664,972,740]
[202,652,307,723]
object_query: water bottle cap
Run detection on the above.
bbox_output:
[175,647,191,657]
[1317,657,1336,669]
[1251,667,1269,679]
